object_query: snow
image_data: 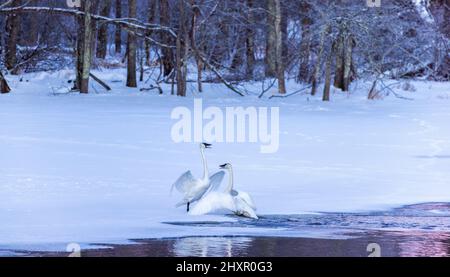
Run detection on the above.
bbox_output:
[413,0,434,24]
[1,69,450,251]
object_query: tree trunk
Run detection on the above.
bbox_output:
[429,0,450,80]
[196,59,203,93]
[246,0,255,78]
[342,35,354,92]
[280,2,288,66]
[90,2,100,56]
[5,0,21,74]
[22,11,39,46]
[126,0,137,88]
[114,0,122,53]
[430,0,450,38]
[333,26,345,90]
[96,0,112,59]
[0,71,11,93]
[189,1,202,92]
[139,52,144,82]
[160,0,175,77]
[80,0,94,94]
[297,21,312,83]
[75,12,83,90]
[297,2,312,83]
[323,44,334,102]
[211,21,229,65]
[274,0,286,94]
[265,0,277,77]
[176,0,188,97]
[176,26,184,96]
[75,0,98,91]
[311,25,330,95]
[230,33,246,71]
[145,0,157,66]
[0,27,3,56]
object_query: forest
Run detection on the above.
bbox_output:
[0,0,448,99]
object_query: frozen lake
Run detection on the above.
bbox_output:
[7,203,450,257]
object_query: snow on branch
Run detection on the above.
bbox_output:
[0,6,177,48]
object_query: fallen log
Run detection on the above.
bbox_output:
[89,73,111,91]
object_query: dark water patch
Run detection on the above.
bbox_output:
[165,203,450,233]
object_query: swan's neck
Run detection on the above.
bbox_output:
[201,147,208,181]
[226,167,234,192]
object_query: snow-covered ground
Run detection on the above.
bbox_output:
[1,69,450,252]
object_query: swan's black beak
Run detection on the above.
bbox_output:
[219,164,227,169]
[203,143,212,149]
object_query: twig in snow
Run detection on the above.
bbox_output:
[379,79,414,101]
[258,78,277,98]
[269,85,313,99]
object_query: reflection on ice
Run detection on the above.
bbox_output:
[172,237,252,257]
[398,231,450,257]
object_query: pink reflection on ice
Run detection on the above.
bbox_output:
[397,231,450,257]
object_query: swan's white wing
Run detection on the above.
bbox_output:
[171,170,196,194]
[208,171,225,192]
[236,190,256,210]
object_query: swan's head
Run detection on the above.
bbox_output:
[220,163,232,170]
[200,143,212,149]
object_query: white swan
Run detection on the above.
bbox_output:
[190,163,257,219]
[171,143,225,212]
[220,163,258,219]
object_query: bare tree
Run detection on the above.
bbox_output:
[114,0,122,53]
[311,25,330,96]
[5,0,21,74]
[160,0,174,77]
[97,0,112,59]
[323,43,334,102]
[333,23,345,90]
[342,34,355,91]
[145,0,157,66]
[189,0,202,92]
[274,0,286,94]
[297,1,312,83]
[79,0,94,94]
[265,0,277,77]
[22,8,39,46]
[245,0,255,78]
[126,0,137,88]
[176,0,189,96]
[429,0,449,80]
